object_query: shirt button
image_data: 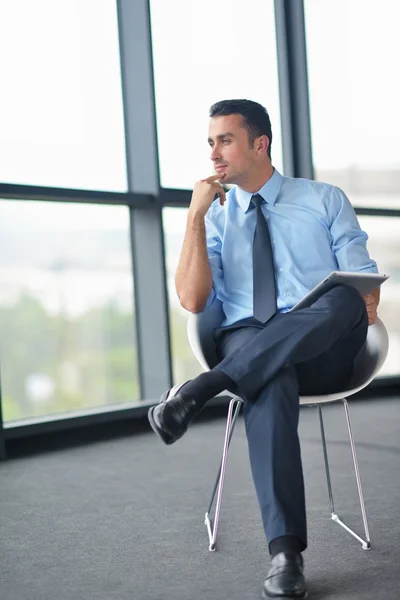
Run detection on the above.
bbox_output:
[279,268,283,272]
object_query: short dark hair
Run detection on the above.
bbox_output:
[209,99,272,158]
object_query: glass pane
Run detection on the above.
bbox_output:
[0,0,127,192]
[305,0,400,208]
[163,207,203,384]
[0,200,139,423]
[358,216,400,377]
[150,0,283,190]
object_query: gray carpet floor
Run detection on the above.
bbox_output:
[1,397,400,600]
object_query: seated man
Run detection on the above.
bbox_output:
[148,99,380,599]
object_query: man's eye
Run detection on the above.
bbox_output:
[222,139,231,144]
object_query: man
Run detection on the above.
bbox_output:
[148,99,380,599]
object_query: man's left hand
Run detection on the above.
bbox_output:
[363,293,378,325]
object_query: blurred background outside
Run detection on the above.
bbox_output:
[0,0,398,422]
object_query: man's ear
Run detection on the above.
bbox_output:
[256,135,269,155]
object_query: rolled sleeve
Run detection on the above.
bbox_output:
[329,186,378,274]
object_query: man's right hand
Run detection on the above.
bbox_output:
[189,174,226,218]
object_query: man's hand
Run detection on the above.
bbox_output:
[363,293,378,325]
[189,174,226,218]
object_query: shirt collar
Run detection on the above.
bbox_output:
[235,168,283,212]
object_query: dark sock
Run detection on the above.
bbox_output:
[179,370,235,408]
[270,535,302,557]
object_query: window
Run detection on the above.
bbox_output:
[0,0,127,191]
[150,0,283,190]
[305,0,400,209]
[0,200,139,422]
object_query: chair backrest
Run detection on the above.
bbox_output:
[187,299,224,371]
[187,300,389,398]
[346,314,389,391]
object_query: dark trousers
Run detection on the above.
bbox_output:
[213,285,368,552]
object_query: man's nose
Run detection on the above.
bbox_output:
[210,145,221,161]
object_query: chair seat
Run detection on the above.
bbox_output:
[187,299,389,403]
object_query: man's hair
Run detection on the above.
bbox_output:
[209,99,272,158]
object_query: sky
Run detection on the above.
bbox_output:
[150,0,283,188]
[0,0,127,192]
[304,0,400,169]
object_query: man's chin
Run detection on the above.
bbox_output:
[219,173,235,185]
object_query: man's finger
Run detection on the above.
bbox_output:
[203,174,225,183]
[364,295,375,306]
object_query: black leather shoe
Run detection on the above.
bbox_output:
[262,552,307,599]
[148,382,201,445]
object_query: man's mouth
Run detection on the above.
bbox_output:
[215,164,228,172]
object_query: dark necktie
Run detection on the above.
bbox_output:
[251,194,277,323]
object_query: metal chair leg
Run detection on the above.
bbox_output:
[204,396,242,551]
[204,397,371,553]
[318,405,336,515]
[341,398,371,549]
[318,400,371,550]
[206,398,242,515]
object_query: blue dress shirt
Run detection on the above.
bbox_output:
[204,169,378,327]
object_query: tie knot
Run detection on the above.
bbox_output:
[251,194,264,208]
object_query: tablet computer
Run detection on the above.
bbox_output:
[290,271,390,312]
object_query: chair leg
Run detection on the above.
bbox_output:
[319,400,371,550]
[318,405,336,516]
[204,396,242,551]
[341,398,371,549]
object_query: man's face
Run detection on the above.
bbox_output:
[208,114,259,185]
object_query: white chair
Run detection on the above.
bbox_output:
[187,299,389,552]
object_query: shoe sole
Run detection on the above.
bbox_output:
[262,591,308,600]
